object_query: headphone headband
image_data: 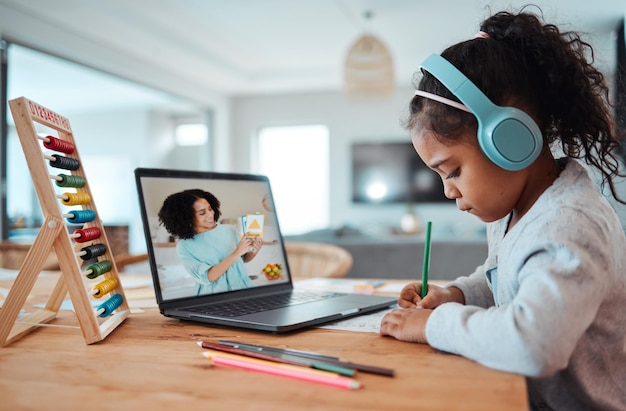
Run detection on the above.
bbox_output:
[420,54,497,120]
[414,90,471,113]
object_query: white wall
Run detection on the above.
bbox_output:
[230,88,483,237]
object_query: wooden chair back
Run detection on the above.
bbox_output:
[284,241,353,278]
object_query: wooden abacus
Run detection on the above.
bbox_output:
[0,97,130,346]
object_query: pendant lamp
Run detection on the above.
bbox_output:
[343,32,394,98]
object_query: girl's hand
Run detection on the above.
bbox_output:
[398,283,464,309]
[380,308,432,343]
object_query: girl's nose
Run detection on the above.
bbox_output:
[443,181,460,200]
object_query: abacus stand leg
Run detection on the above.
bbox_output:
[0,216,64,347]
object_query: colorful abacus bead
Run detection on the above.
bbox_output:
[91,277,119,298]
[46,154,79,170]
[58,192,91,206]
[71,227,101,242]
[96,294,123,318]
[77,244,107,260]
[83,260,112,279]
[40,135,75,154]
[54,174,86,188]
[64,209,96,224]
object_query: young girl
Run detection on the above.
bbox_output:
[380,9,626,410]
[158,189,262,295]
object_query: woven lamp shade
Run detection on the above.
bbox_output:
[344,34,394,98]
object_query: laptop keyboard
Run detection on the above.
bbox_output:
[187,290,345,318]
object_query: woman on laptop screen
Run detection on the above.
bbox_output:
[158,189,263,294]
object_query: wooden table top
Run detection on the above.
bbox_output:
[0,272,528,411]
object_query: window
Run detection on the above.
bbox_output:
[4,43,205,251]
[175,123,208,146]
[257,125,329,235]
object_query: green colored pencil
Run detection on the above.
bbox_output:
[421,221,432,299]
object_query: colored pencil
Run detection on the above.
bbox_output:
[198,341,355,376]
[218,340,395,377]
[219,340,340,361]
[421,221,432,299]
[203,351,362,390]
[198,341,309,366]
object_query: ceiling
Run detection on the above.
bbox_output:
[0,0,625,108]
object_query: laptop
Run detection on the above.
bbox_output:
[134,167,396,332]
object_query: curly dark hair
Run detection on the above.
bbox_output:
[406,7,626,204]
[157,189,221,240]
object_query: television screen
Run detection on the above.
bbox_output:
[351,141,450,204]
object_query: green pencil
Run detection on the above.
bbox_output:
[421,221,432,299]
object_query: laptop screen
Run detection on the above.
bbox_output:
[135,168,291,303]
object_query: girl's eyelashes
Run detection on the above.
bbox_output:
[446,168,460,179]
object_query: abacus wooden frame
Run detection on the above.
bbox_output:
[0,96,130,346]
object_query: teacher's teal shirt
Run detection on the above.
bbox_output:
[176,224,252,295]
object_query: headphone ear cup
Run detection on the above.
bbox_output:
[418,54,543,170]
[478,107,543,171]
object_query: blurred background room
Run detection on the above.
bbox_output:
[1,0,625,279]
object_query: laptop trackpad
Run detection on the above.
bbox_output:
[237,298,385,327]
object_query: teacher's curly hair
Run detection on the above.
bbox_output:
[158,189,221,240]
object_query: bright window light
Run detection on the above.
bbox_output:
[258,125,329,235]
[175,123,208,146]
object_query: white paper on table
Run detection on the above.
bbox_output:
[319,306,399,333]
[294,278,405,333]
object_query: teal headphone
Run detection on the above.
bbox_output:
[419,53,543,171]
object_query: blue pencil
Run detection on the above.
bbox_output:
[421,221,432,299]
